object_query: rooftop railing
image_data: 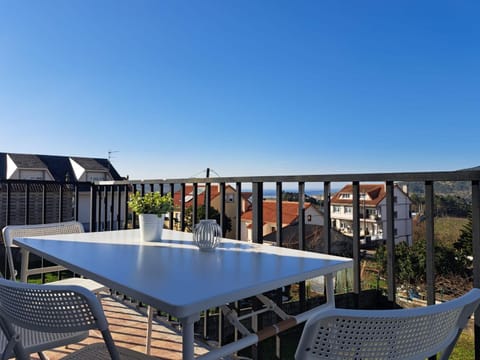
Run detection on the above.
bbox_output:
[2,168,479,357]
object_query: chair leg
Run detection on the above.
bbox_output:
[37,351,49,360]
[146,305,154,354]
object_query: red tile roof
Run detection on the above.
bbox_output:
[173,184,240,208]
[330,184,385,206]
[241,200,311,225]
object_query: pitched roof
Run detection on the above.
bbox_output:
[0,152,123,182]
[71,157,110,172]
[8,153,48,169]
[241,200,311,225]
[331,184,386,206]
[173,184,239,208]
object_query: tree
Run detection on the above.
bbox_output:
[454,211,473,268]
[184,205,232,234]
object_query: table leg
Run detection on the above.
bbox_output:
[180,315,199,360]
[19,248,30,283]
[145,306,154,354]
[325,273,335,306]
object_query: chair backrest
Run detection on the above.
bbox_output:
[0,277,119,360]
[295,288,480,360]
[2,221,85,281]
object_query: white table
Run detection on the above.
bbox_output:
[14,229,352,359]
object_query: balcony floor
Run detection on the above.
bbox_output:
[31,294,210,359]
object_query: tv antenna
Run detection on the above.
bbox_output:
[108,150,119,162]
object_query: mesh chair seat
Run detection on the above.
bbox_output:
[0,325,87,359]
[2,221,108,294]
[295,288,480,360]
[0,278,157,360]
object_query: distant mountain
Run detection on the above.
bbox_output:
[401,181,472,199]
[401,166,480,199]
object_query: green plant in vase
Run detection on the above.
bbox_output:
[128,192,174,241]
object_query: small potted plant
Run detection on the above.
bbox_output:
[128,191,174,241]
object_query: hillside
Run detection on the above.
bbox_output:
[401,181,472,199]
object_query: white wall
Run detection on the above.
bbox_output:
[379,186,412,245]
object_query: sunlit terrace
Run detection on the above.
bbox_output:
[1,168,479,359]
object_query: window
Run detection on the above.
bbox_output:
[226,194,235,203]
[344,206,352,214]
[340,193,351,199]
[394,211,398,219]
[20,170,46,180]
[307,215,312,222]
[333,206,341,213]
[86,172,107,182]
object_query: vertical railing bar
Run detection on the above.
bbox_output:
[386,181,396,304]
[235,182,242,240]
[131,184,138,229]
[90,185,97,232]
[74,184,80,222]
[42,184,47,224]
[352,182,361,298]
[276,182,283,247]
[193,183,198,228]
[103,186,108,231]
[298,181,306,312]
[6,182,11,226]
[169,183,175,230]
[116,185,122,230]
[59,183,64,223]
[25,183,30,225]
[298,182,305,250]
[252,182,263,244]
[205,183,211,219]
[275,182,283,358]
[123,185,130,230]
[110,185,115,231]
[97,186,102,231]
[471,180,480,359]
[425,181,435,306]
[220,182,226,236]
[323,182,331,254]
[251,182,263,358]
[180,183,186,231]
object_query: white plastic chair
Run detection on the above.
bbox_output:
[2,221,108,293]
[0,278,156,360]
[295,288,480,360]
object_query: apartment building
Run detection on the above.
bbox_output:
[330,183,412,245]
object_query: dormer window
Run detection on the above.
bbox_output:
[86,172,108,182]
[340,193,351,199]
[19,170,46,180]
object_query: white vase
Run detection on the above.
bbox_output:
[193,219,222,251]
[139,214,159,242]
[157,214,165,239]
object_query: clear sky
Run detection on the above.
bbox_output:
[0,1,478,180]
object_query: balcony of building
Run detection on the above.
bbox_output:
[1,167,479,358]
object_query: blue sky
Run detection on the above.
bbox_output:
[0,1,478,179]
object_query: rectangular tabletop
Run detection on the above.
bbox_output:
[14,229,352,320]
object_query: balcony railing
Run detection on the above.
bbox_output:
[1,168,480,358]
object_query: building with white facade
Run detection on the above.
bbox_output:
[330,183,412,245]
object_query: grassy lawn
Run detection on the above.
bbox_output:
[451,329,475,359]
